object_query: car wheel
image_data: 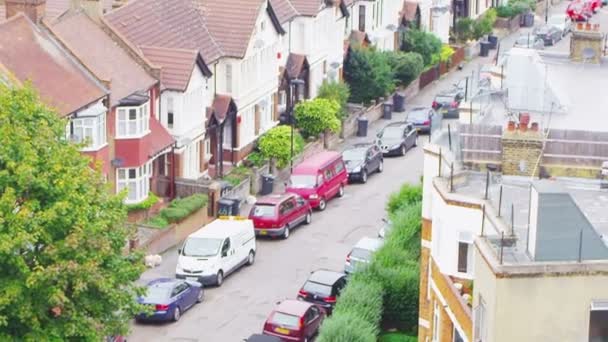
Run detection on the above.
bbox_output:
[196,289,204,303]
[338,185,345,197]
[400,145,406,156]
[173,307,181,322]
[377,160,384,173]
[216,270,224,287]
[318,198,327,211]
[304,211,312,225]
[361,170,368,183]
[246,250,255,266]
[282,225,290,239]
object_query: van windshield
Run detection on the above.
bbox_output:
[182,237,223,257]
[289,175,317,188]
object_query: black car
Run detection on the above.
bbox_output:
[342,143,383,183]
[533,25,563,46]
[432,92,460,119]
[375,122,417,156]
[297,269,347,315]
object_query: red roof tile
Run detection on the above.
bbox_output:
[49,11,156,107]
[105,0,223,63]
[0,14,106,116]
[288,0,324,16]
[114,116,174,167]
[139,46,198,92]
[0,3,6,23]
[269,0,298,24]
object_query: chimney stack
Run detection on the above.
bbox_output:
[570,23,603,64]
[6,0,46,23]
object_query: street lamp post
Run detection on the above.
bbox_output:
[288,78,305,174]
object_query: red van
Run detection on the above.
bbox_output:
[286,151,348,211]
[248,193,312,239]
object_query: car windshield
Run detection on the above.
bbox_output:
[303,281,333,296]
[252,204,276,217]
[182,237,222,257]
[380,126,403,139]
[289,175,317,188]
[351,247,373,261]
[343,148,367,161]
[143,285,171,302]
[271,312,301,328]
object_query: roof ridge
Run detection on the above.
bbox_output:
[191,0,225,61]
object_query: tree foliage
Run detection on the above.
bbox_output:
[294,98,341,138]
[403,29,442,66]
[0,85,145,340]
[258,125,305,168]
[317,81,351,120]
[385,51,424,87]
[344,47,395,104]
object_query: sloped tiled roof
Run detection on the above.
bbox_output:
[105,0,223,63]
[0,14,106,116]
[49,11,156,107]
[288,0,324,16]
[269,0,299,24]
[0,2,6,24]
[139,45,199,92]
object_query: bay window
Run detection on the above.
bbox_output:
[66,103,107,150]
[116,103,150,138]
[116,163,151,203]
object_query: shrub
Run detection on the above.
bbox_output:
[144,193,208,228]
[145,215,169,229]
[455,18,475,42]
[258,126,304,169]
[125,192,159,212]
[386,183,423,215]
[294,98,341,138]
[496,5,516,18]
[245,151,266,167]
[344,47,395,104]
[317,81,351,120]
[379,332,418,342]
[385,51,424,87]
[332,280,384,328]
[403,29,442,66]
[439,45,455,63]
[473,9,497,39]
[316,311,377,342]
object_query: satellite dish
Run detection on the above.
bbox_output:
[582,47,596,60]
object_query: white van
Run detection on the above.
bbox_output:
[176,216,256,286]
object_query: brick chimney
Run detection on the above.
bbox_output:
[570,23,603,64]
[6,0,46,23]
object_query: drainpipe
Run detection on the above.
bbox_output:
[170,143,176,200]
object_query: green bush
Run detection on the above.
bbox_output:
[258,126,304,169]
[439,45,455,63]
[344,47,395,104]
[316,311,377,342]
[144,194,208,228]
[332,280,384,329]
[386,183,423,215]
[317,81,351,120]
[473,9,497,39]
[126,192,159,212]
[145,215,170,229]
[403,29,442,66]
[245,151,267,167]
[455,18,475,42]
[496,5,516,18]
[379,332,418,342]
[385,51,424,87]
[294,98,341,138]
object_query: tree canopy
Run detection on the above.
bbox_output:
[0,85,144,340]
[258,125,305,169]
[344,47,395,104]
[294,98,341,138]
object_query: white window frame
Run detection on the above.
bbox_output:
[116,162,152,204]
[223,119,233,149]
[432,301,441,342]
[457,231,474,276]
[204,138,212,161]
[66,111,107,151]
[116,102,150,139]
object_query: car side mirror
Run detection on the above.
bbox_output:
[178,249,182,254]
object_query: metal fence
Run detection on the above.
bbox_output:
[460,124,503,164]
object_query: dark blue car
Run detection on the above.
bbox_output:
[136,278,203,322]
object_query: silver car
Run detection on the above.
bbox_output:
[344,237,383,274]
[533,24,563,46]
[377,218,392,239]
[513,34,545,50]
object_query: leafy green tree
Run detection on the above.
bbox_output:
[257,125,304,169]
[344,47,395,104]
[317,81,351,120]
[294,98,341,138]
[403,29,442,66]
[385,51,424,87]
[0,85,144,340]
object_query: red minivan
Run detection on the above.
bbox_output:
[248,193,312,239]
[286,151,348,211]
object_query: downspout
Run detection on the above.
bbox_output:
[170,143,176,200]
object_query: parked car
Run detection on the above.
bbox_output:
[286,151,348,211]
[548,14,572,36]
[342,143,383,183]
[135,278,203,322]
[375,122,417,156]
[249,193,312,239]
[405,107,437,134]
[176,217,256,286]
[566,0,593,21]
[533,25,563,46]
[377,218,392,239]
[587,0,603,12]
[263,300,326,341]
[344,237,383,274]
[513,34,545,50]
[297,269,347,315]
[244,334,283,342]
[432,91,460,119]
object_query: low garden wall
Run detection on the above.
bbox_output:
[223,176,251,202]
[494,14,521,32]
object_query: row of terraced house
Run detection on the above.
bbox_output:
[0,0,492,205]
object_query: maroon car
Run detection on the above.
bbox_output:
[263,300,325,341]
[249,193,312,239]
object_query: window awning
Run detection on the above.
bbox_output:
[76,101,107,117]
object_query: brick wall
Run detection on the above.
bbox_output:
[501,131,543,177]
[570,27,603,64]
[419,246,432,341]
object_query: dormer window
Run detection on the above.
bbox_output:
[116,102,150,138]
[66,101,107,150]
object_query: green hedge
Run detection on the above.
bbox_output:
[126,192,159,212]
[144,194,208,229]
[386,184,423,215]
[316,312,377,342]
[332,279,384,329]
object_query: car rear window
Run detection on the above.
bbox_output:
[351,247,372,260]
[252,204,276,217]
[302,281,333,296]
[144,286,171,302]
[408,110,428,120]
[271,312,300,328]
[435,95,454,103]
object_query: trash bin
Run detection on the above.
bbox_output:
[393,92,405,112]
[479,41,491,57]
[261,174,275,196]
[382,102,393,120]
[487,35,498,49]
[357,117,368,137]
[522,12,534,27]
[218,197,241,216]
